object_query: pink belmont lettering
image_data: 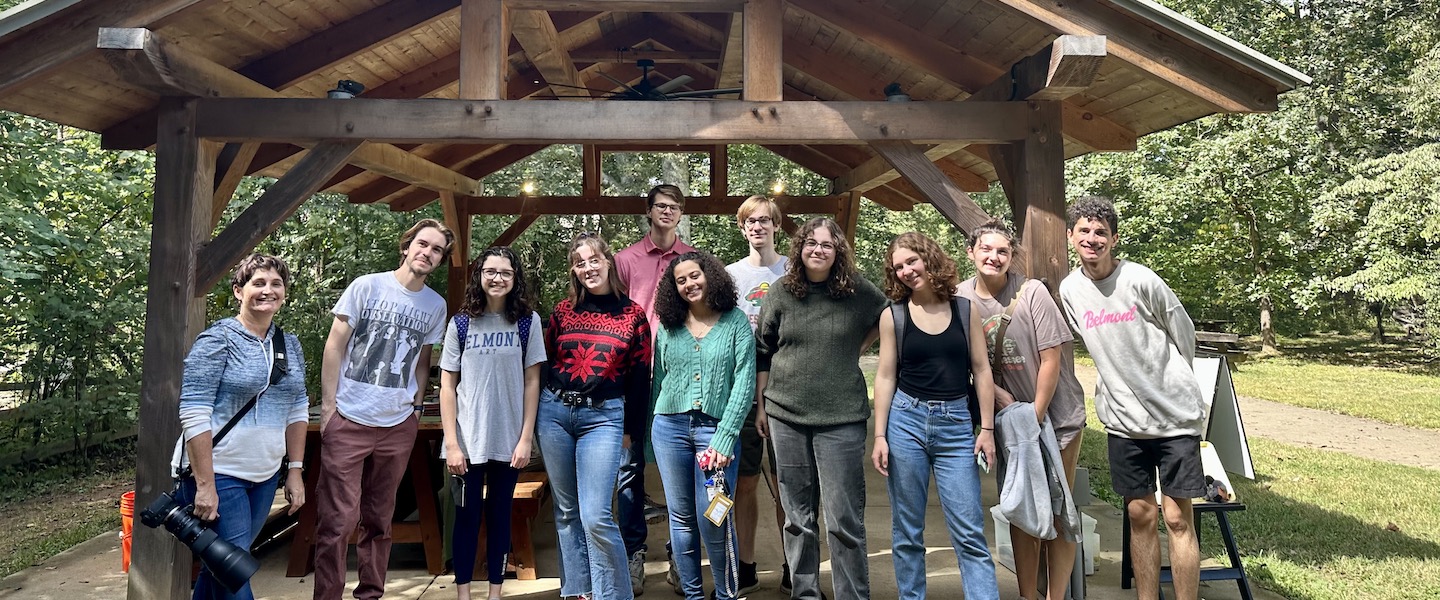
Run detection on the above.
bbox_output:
[1083,306,1139,329]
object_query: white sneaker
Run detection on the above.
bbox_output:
[667,552,682,595]
[629,550,646,596]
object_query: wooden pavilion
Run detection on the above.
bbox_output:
[0,0,1306,598]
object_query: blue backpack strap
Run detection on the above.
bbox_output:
[454,313,470,366]
[517,313,532,359]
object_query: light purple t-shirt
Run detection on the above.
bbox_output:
[332,272,447,428]
[958,274,1086,446]
[615,234,695,328]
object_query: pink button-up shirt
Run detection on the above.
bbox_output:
[615,233,696,329]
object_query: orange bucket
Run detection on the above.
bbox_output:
[120,491,135,572]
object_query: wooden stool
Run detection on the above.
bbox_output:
[1121,501,1253,600]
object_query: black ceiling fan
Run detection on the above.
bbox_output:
[547,59,742,100]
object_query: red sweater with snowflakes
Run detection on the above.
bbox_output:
[545,293,652,441]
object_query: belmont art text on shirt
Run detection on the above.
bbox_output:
[1082,306,1139,329]
[466,330,518,353]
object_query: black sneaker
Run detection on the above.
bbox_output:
[780,563,792,594]
[736,561,760,596]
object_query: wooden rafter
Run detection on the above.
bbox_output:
[510,8,587,98]
[508,0,743,10]
[869,141,993,233]
[385,144,550,211]
[98,28,484,197]
[238,0,459,91]
[491,215,540,247]
[715,13,744,89]
[986,0,1278,111]
[0,0,217,96]
[742,0,782,101]
[194,141,363,291]
[570,49,720,63]
[210,142,259,228]
[460,0,509,99]
[191,98,1036,144]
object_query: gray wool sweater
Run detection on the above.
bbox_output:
[755,277,888,427]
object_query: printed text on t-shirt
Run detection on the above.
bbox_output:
[1082,306,1138,329]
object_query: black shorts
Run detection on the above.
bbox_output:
[737,403,776,477]
[1107,434,1205,499]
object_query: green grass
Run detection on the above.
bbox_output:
[1076,401,1440,600]
[0,442,135,578]
[1231,343,1440,429]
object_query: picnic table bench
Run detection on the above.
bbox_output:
[1196,331,1248,366]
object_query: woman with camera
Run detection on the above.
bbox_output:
[871,232,999,600]
[650,251,755,600]
[540,233,651,600]
[170,253,309,600]
[439,247,546,600]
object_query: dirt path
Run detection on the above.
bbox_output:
[862,356,1440,471]
[1069,363,1440,471]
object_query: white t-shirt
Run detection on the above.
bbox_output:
[726,256,788,332]
[333,272,447,427]
[438,311,546,463]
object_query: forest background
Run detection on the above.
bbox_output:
[1,0,1438,461]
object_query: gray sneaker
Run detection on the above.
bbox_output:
[666,551,682,595]
[629,550,646,596]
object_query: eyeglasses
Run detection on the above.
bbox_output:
[743,216,773,227]
[802,239,836,253]
[572,257,605,270]
[480,269,515,281]
[652,202,684,214]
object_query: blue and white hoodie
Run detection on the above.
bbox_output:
[170,318,309,483]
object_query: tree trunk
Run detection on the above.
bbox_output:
[1371,302,1387,342]
[1259,294,1277,354]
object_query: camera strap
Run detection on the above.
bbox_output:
[176,325,288,480]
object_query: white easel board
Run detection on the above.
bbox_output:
[1194,355,1255,479]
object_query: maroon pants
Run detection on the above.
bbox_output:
[312,413,418,600]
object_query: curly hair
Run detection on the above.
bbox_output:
[966,217,1025,270]
[781,217,857,299]
[653,251,739,330]
[1066,195,1119,234]
[230,253,291,290]
[883,232,961,302]
[566,233,628,304]
[460,246,534,324]
[398,218,454,264]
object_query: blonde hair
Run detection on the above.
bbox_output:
[736,195,783,226]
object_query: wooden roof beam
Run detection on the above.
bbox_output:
[570,49,721,63]
[715,13,744,89]
[743,0,782,101]
[510,8,587,99]
[191,98,1036,144]
[238,0,459,91]
[969,35,1108,103]
[464,195,843,215]
[987,0,1277,112]
[385,144,549,211]
[869,141,992,232]
[508,0,743,10]
[787,0,1000,93]
[98,28,484,197]
[460,0,510,99]
[0,0,218,96]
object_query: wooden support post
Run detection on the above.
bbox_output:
[869,141,993,233]
[491,214,540,247]
[440,191,472,314]
[129,97,217,600]
[835,191,862,242]
[778,214,800,236]
[742,0,782,101]
[994,102,1068,290]
[195,142,362,292]
[210,142,259,229]
[710,145,728,198]
[460,0,509,100]
[582,145,601,197]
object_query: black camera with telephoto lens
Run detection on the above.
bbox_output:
[139,483,260,593]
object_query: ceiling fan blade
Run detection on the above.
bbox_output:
[652,75,694,95]
[597,71,644,96]
[545,81,622,95]
[666,87,744,99]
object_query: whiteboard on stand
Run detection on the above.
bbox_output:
[1195,355,1255,479]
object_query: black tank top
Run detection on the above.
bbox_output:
[896,301,973,400]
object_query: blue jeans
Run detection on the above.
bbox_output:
[885,389,998,600]
[652,412,741,600]
[177,470,281,600]
[617,438,648,558]
[536,390,632,600]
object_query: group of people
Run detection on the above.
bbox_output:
[173,187,1211,600]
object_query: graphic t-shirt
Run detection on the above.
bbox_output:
[726,256,788,332]
[957,274,1086,446]
[439,311,546,463]
[333,272,447,427]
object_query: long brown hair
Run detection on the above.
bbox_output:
[460,246,534,324]
[566,233,628,304]
[883,232,960,302]
[781,217,857,299]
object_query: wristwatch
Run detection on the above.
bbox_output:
[287,461,304,470]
